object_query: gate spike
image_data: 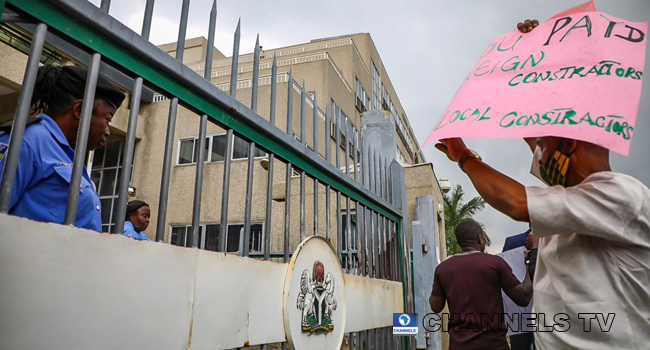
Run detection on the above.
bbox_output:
[270,53,277,125]
[251,34,260,112]
[155,0,191,241]
[141,0,156,40]
[284,67,293,262]
[204,0,217,80]
[286,68,293,134]
[100,0,111,13]
[229,18,241,97]
[325,104,331,241]
[264,52,277,260]
[189,0,218,248]
[300,79,306,145]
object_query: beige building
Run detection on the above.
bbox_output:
[0,25,445,262]
[151,33,436,254]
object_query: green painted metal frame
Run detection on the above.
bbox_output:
[9,0,401,224]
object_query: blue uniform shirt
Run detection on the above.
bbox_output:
[0,113,102,231]
[122,221,152,241]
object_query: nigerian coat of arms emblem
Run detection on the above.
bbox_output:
[296,260,337,334]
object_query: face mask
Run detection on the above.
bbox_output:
[530,146,550,186]
[539,149,571,187]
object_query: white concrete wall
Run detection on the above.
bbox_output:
[344,274,403,332]
[0,214,403,350]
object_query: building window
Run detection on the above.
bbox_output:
[232,135,250,159]
[211,134,228,162]
[371,61,381,111]
[354,77,368,112]
[330,99,354,149]
[331,99,352,131]
[341,211,357,270]
[90,140,133,233]
[178,139,194,164]
[396,147,409,166]
[170,225,204,248]
[177,134,265,165]
[178,137,209,165]
[170,223,263,253]
[381,83,391,111]
[365,92,371,112]
[399,113,414,156]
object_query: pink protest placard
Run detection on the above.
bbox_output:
[548,0,596,20]
[422,9,647,156]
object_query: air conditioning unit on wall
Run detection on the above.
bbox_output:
[330,120,346,145]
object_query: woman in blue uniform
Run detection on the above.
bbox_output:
[0,64,125,231]
[123,200,152,241]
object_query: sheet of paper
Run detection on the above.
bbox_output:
[497,246,534,336]
[423,8,647,156]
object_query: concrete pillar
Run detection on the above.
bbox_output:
[361,110,396,164]
[413,195,441,350]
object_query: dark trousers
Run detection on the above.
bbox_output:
[510,332,535,350]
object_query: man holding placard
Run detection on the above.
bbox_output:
[428,4,650,350]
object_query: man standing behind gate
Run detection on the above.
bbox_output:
[429,220,533,350]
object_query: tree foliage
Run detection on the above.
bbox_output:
[443,184,489,256]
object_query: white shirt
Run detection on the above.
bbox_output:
[527,172,650,350]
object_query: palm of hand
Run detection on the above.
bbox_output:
[435,138,468,162]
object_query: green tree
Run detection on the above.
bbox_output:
[443,184,489,256]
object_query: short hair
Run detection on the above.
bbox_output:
[125,200,149,220]
[455,220,483,247]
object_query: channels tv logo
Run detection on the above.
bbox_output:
[393,313,418,335]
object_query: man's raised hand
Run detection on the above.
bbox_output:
[434,138,468,163]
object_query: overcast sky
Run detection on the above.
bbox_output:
[94,0,650,254]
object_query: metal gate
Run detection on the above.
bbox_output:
[0,0,415,348]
